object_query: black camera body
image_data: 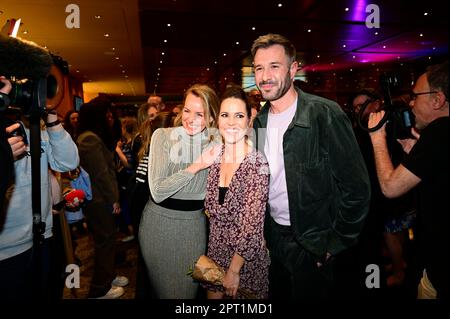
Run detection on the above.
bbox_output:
[0,77,48,117]
[379,73,415,140]
[359,73,415,140]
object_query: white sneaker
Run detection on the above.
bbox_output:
[96,286,124,299]
[112,275,129,287]
[121,235,135,243]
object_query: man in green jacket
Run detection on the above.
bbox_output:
[252,34,371,299]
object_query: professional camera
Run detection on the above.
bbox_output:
[0,34,67,117]
[357,72,415,140]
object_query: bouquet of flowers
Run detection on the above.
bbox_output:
[188,255,256,299]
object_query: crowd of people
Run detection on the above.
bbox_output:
[0,34,448,300]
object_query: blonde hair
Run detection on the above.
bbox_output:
[183,84,220,129]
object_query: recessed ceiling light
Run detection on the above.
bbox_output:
[397,56,401,59]
[122,70,126,73]
[162,52,165,55]
[350,69,353,72]
[94,15,101,19]
[214,61,218,64]
[374,32,379,35]
[419,33,423,37]
[382,45,386,48]
[307,29,312,33]
[235,41,239,45]
[316,55,320,58]
[432,47,436,50]
[164,39,167,43]
[424,12,428,16]
[167,23,171,27]
[345,7,349,12]
[104,33,110,37]
[278,3,282,7]
[160,60,163,63]
[76,70,80,73]
[115,57,120,60]
[111,47,116,51]
[223,53,226,56]
[352,55,356,59]
[252,27,256,30]
[342,44,346,48]
[206,68,210,71]
[428,56,432,60]
[120,93,124,96]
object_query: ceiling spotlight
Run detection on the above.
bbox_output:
[345,7,349,12]
[167,23,171,27]
[352,55,356,59]
[162,52,165,55]
[278,3,282,7]
[94,15,101,19]
[252,27,256,31]
[206,68,210,71]
[122,70,126,73]
[111,47,116,51]
[223,53,226,56]
[104,33,110,37]
[424,12,428,16]
[382,45,386,49]
[316,55,320,58]
[307,29,312,33]
[115,57,120,60]
[214,61,217,64]
[160,60,163,63]
[235,41,239,45]
[120,93,124,96]
[419,33,423,37]
[374,32,378,35]
[432,47,436,50]
[76,70,80,73]
[164,39,167,43]
[342,44,346,48]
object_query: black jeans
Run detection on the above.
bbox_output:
[265,217,333,299]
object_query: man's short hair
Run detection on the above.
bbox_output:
[251,33,296,64]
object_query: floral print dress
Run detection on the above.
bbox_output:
[204,148,270,298]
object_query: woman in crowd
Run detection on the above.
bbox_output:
[203,85,270,299]
[77,97,128,299]
[139,84,221,298]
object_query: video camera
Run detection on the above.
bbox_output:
[357,72,415,140]
[0,34,67,117]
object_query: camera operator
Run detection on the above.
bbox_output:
[368,61,449,299]
[0,76,79,300]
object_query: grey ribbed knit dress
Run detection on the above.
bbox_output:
[139,126,216,298]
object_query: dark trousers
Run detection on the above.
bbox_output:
[0,238,57,301]
[265,217,333,299]
[84,202,116,297]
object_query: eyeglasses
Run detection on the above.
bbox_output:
[409,91,438,101]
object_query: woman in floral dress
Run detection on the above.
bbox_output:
[204,86,270,299]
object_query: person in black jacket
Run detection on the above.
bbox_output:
[251,34,370,299]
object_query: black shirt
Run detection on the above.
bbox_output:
[403,116,449,298]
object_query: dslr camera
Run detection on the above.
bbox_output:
[358,73,415,140]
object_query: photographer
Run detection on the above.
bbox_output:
[368,61,448,299]
[0,75,79,300]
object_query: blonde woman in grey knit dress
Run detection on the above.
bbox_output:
[139,84,221,298]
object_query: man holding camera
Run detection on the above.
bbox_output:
[0,76,79,300]
[368,61,448,299]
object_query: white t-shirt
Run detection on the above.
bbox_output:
[264,99,297,226]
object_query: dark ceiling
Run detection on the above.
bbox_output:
[138,0,448,97]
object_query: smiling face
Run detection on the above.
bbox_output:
[253,44,297,102]
[181,93,206,135]
[218,97,249,145]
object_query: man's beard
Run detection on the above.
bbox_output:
[258,71,292,102]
